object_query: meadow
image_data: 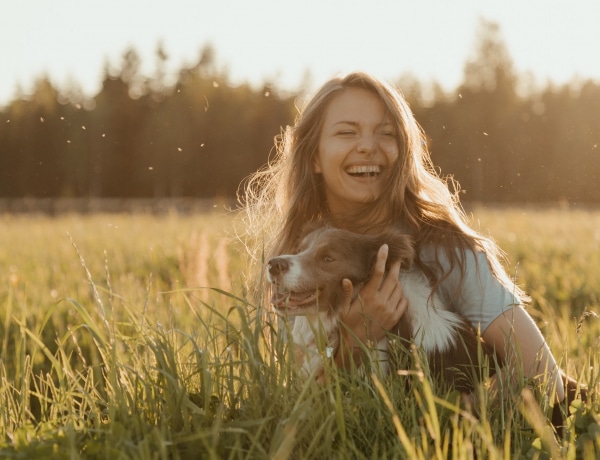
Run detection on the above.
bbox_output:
[0,206,598,459]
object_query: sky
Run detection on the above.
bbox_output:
[2,0,600,106]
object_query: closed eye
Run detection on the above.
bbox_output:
[379,129,397,137]
[337,130,356,136]
[323,256,335,263]
[379,122,397,137]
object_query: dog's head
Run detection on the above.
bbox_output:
[266,226,414,316]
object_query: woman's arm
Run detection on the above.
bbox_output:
[483,305,565,402]
[428,246,565,401]
[333,244,408,369]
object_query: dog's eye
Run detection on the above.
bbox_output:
[323,256,334,263]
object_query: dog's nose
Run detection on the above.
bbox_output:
[267,257,289,277]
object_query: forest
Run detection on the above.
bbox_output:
[1,20,598,204]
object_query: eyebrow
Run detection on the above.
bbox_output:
[331,120,394,127]
[332,121,358,127]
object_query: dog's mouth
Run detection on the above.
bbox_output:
[345,164,381,178]
[270,288,320,312]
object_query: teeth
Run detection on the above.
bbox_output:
[346,165,381,175]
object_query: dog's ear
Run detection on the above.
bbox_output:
[292,219,328,253]
[298,219,328,239]
[363,234,394,276]
[377,230,415,270]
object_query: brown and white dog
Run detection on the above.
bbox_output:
[267,226,496,392]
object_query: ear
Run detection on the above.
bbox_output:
[380,231,415,270]
[365,236,388,275]
[299,219,327,239]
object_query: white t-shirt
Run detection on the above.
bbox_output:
[420,246,520,333]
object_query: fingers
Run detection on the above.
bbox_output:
[362,244,404,305]
[371,257,404,321]
[339,244,407,343]
[340,278,354,311]
[385,267,408,323]
[380,260,402,300]
[366,243,389,289]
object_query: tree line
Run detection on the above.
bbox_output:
[1,20,598,204]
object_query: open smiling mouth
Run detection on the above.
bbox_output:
[271,289,319,310]
[345,165,381,178]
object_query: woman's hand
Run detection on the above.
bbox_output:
[333,244,408,369]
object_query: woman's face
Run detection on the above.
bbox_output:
[314,87,399,217]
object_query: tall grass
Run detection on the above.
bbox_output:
[0,207,598,458]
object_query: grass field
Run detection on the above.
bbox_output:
[0,206,598,459]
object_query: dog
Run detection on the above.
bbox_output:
[266,225,496,393]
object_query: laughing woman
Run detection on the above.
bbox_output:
[241,71,585,429]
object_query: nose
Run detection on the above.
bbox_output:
[357,133,375,153]
[267,257,289,277]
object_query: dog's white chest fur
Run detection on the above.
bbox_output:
[400,271,464,352]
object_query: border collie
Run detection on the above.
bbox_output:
[266,226,495,392]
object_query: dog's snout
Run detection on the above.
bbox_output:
[268,257,289,277]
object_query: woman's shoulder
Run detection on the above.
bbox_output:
[419,243,520,330]
[418,242,510,297]
[419,243,485,271]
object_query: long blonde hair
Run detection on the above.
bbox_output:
[240,72,523,300]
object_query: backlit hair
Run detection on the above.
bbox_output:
[240,72,524,299]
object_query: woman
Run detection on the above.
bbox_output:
[242,72,570,407]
